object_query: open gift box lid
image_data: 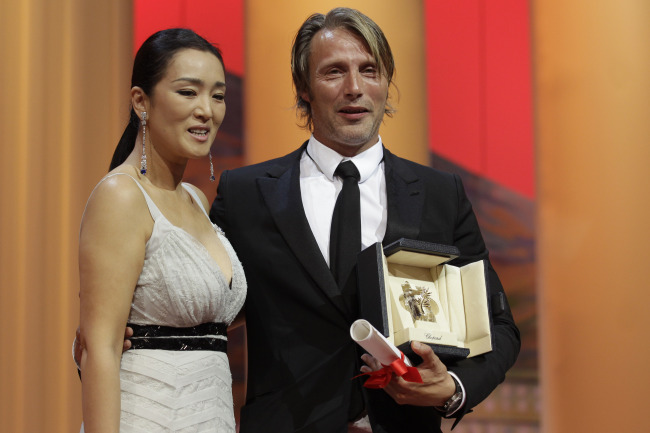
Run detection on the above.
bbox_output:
[357,238,494,364]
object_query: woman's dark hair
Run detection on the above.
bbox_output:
[109,28,224,171]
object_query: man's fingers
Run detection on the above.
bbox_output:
[73,327,83,365]
[360,353,383,371]
[360,365,372,374]
[411,341,442,369]
[122,326,133,352]
[411,340,434,358]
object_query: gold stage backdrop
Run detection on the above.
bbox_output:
[0,1,133,432]
[1,1,650,432]
[534,1,650,432]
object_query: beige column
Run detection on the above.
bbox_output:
[534,1,650,431]
[244,0,428,165]
[0,1,132,432]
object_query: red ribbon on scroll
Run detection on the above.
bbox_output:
[356,352,423,389]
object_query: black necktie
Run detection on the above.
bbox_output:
[330,160,366,422]
[329,160,362,290]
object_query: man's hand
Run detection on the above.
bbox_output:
[73,326,133,368]
[360,341,456,407]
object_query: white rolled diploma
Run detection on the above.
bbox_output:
[350,319,413,367]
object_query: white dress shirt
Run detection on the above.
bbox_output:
[300,135,387,265]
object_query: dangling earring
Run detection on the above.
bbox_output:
[209,151,215,182]
[140,111,147,175]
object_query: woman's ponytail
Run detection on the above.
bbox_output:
[108,108,140,171]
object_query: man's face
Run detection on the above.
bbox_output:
[301,28,389,157]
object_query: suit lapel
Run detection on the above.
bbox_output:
[256,144,351,319]
[383,148,425,244]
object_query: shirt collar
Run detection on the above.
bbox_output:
[306,135,384,183]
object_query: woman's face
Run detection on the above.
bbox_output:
[146,48,226,163]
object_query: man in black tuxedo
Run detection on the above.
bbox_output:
[210,7,520,433]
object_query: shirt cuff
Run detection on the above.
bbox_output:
[446,371,466,416]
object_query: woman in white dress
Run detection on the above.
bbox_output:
[78,29,246,433]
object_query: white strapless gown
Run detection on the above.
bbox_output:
[81,174,246,433]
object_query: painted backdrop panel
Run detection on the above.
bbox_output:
[425,1,537,431]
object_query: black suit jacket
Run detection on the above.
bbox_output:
[210,143,520,433]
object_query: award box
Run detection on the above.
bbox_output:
[357,238,494,363]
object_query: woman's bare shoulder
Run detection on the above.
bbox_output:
[82,167,150,226]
